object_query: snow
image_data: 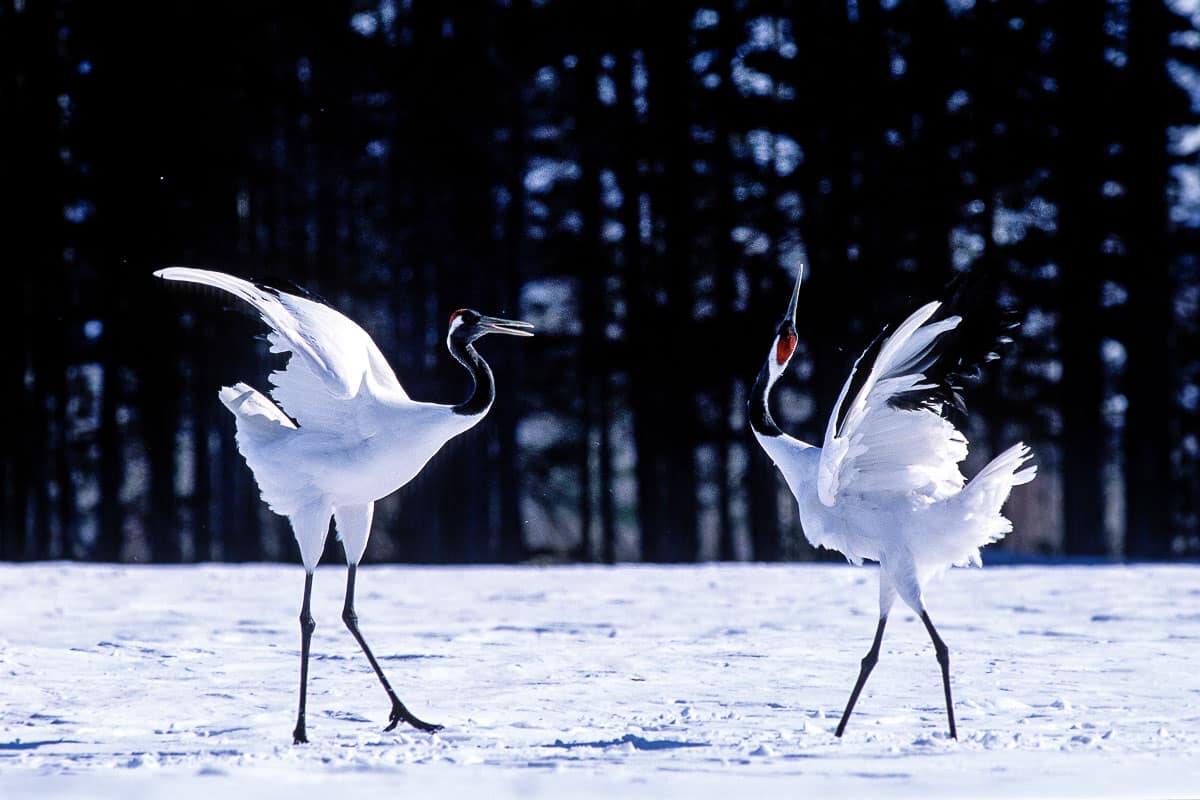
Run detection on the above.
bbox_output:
[2,562,1199,798]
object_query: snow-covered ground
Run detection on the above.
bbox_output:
[1,562,1198,799]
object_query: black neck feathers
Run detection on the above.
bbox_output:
[450,336,495,417]
[749,361,783,438]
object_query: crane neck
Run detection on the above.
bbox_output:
[749,359,783,438]
[449,335,495,417]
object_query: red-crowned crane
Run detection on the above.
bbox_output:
[749,266,1035,739]
[155,267,533,744]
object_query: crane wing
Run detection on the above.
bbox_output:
[817,301,968,507]
[155,268,409,431]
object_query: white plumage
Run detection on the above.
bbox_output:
[158,268,473,555]
[750,266,1035,738]
[156,266,533,743]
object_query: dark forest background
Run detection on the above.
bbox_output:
[3,0,1199,565]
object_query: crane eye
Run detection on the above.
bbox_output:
[776,331,797,365]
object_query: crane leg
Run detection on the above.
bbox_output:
[341,564,443,734]
[293,572,316,744]
[920,611,957,739]
[835,616,888,737]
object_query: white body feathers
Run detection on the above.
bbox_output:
[157,267,483,570]
[755,298,1036,613]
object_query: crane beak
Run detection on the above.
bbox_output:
[480,316,535,337]
[784,263,804,324]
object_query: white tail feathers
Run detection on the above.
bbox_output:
[936,442,1036,568]
[964,442,1037,514]
[218,382,304,517]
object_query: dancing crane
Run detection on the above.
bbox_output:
[155,267,533,743]
[749,266,1035,739]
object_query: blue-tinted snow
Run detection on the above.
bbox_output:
[519,276,580,335]
[1,563,1198,798]
[1169,59,1200,112]
[1170,164,1200,227]
[350,12,378,37]
[524,158,579,194]
[992,196,1057,245]
[63,199,94,224]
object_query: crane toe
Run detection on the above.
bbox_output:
[386,700,443,734]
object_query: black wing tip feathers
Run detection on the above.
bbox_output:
[832,325,890,436]
[250,274,330,306]
[887,267,1020,423]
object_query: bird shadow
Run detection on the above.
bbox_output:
[545,734,709,751]
[321,710,372,723]
[0,739,82,750]
[379,653,447,661]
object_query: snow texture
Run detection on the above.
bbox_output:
[1,562,1198,799]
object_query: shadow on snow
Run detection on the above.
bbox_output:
[546,734,708,751]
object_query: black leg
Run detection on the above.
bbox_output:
[293,572,316,744]
[920,611,957,739]
[835,616,888,737]
[342,564,443,734]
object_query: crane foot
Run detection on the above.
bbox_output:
[384,699,443,734]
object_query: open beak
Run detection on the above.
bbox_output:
[480,315,535,337]
[784,263,804,324]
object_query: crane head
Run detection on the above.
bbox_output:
[772,264,803,368]
[448,308,535,342]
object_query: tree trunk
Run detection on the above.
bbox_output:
[1055,3,1108,556]
[1122,0,1175,558]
